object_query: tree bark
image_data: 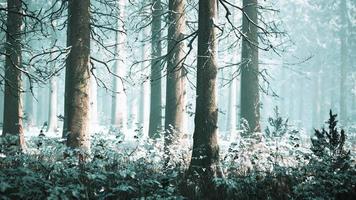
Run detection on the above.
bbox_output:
[148,0,163,139]
[186,1,222,198]
[63,0,90,150]
[240,0,260,133]
[111,0,127,131]
[164,0,186,148]
[2,0,25,149]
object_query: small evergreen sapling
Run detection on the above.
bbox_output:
[311,110,351,169]
[265,107,289,138]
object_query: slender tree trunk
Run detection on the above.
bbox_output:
[2,0,25,149]
[350,18,356,120]
[279,66,287,115]
[36,86,47,127]
[63,0,90,150]
[240,0,260,133]
[288,76,294,121]
[186,1,222,198]
[235,76,240,130]
[138,30,149,134]
[339,0,347,126]
[47,76,57,132]
[164,0,186,147]
[24,78,34,127]
[47,35,58,132]
[90,75,98,129]
[298,76,304,129]
[226,72,236,139]
[148,0,163,138]
[111,0,127,131]
[312,71,321,128]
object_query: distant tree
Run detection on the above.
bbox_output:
[186,0,222,198]
[164,0,186,151]
[111,0,127,131]
[225,70,236,137]
[2,0,25,149]
[24,78,35,127]
[47,31,58,132]
[240,0,260,133]
[90,75,98,129]
[63,0,91,150]
[148,0,163,139]
[47,75,57,132]
[339,0,347,125]
[138,30,150,133]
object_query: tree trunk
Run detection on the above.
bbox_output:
[312,71,321,128]
[2,0,25,149]
[164,0,186,147]
[24,78,34,127]
[36,86,47,127]
[111,0,127,131]
[240,0,260,133]
[148,0,163,139]
[186,1,222,198]
[63,0,90,150]
[47,76,57,132]
[298,76,304,129]
[90,75,98,130]
[47,34,58,132]
[339,0,347,126]
[138,30,150,134]
[235,76,240,130]
[226,71,236,139]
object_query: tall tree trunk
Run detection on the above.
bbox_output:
[298,76,304,129]
[164,0,186,147]
[288,76,294,121]
[2,0,25,149]
[240,0,260,133]
[24,78,34,127]
[186,1,222,198]
[138,30,149,134]
[235,76,241,130]
[47,35,58,132]
[226,71,236,139]
[90,75,98,129]
[111,0,127,131]
[36,86,47,127]
[47,76,57,132]
[148,0,163,138]
[339,0,347,126]
[63,0,90,150]
[279,66,287,115]
[312,71,321,128]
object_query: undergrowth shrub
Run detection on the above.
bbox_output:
[294,110,356,200]
[0,132,186,200]
[0,110,355,199]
